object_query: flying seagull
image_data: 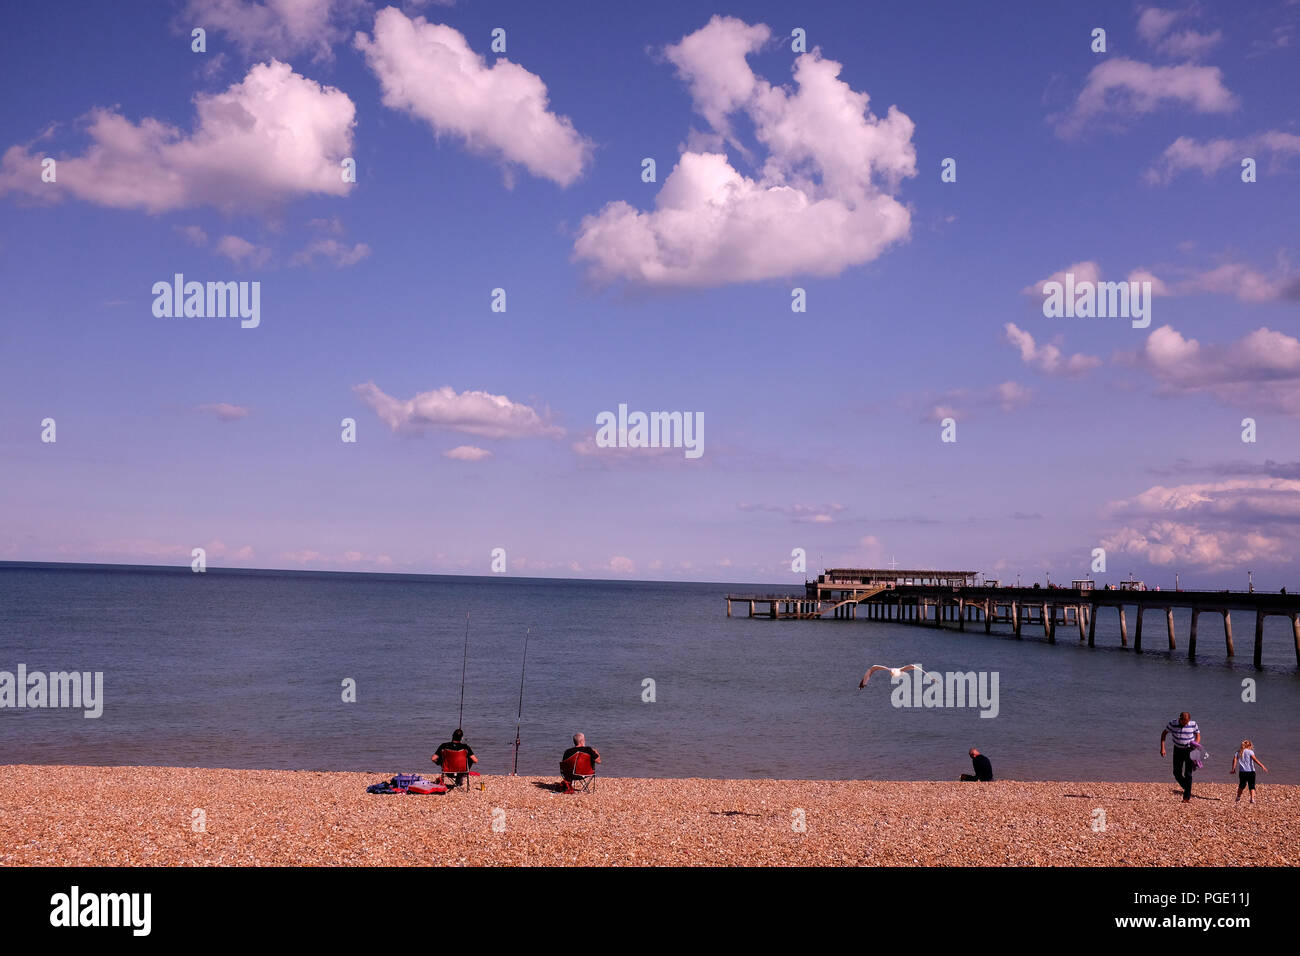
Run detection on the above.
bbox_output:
[859,664,924,690]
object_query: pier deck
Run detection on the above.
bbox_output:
[727,573,1300,667]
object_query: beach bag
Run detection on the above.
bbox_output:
[406,781,447,794]
[1190,746,1208,771]
[392,773,426,789]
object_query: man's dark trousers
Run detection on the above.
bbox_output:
[1172,745,1195,798]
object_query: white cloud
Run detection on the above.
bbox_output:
[443,445,492,461]
[1054,58,1236,138]
[183,0,368,61]
[1136,7,1222,59]
[573,15,916,287]
[920,381,1032,421]
[291,237,371,267]
[353,382,564,439]
[607,556,636,574]
[1103,521,1286,569]
[355,7,592,186]
[1021,261,1102,296]
[1145,131,1300,183]
[738,502,847,523]
[1129,324,1300,413]
[197,402,252,421]
[1102,475,1300,569]
[1003,323,1102,376]
[0,61,356,212]
[216,234,272,267]
[175,225,209,246]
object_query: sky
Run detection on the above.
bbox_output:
[2,0,1299,588]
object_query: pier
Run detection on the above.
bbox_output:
[726,568,1300,667]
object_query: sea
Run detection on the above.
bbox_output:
[2,563,1297,782]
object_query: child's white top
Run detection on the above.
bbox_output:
[1236,748,1256,772]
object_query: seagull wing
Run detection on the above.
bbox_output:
[859,665,890,689]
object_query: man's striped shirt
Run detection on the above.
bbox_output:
[1166,719,1199,747]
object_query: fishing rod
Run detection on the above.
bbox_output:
[511,628,531,775]
[457,611,470,731]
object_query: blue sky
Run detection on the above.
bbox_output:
[2,0,1299,587]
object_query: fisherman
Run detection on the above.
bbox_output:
[560,732,601,791]
[433,728,478,787]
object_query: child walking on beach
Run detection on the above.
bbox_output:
[1231,740,1269,804]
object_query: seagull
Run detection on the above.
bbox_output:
[859,664,924,689]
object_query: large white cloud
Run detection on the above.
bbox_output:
[573,15,916,287]
[353,382,564,439]
[1130,324,1300,413]
[1102,476,1300,569]
[0,61,356,212]
[355,7,592,186]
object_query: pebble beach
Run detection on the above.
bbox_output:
[0,766,1295,866]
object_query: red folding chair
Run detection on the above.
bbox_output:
[433,748,478,790]
[560,751,597,793]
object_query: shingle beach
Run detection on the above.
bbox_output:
[1,766,1294,866]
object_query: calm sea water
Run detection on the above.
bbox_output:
[1,564,1297,782]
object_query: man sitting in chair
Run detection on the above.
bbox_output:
[560,732,601,793]
[432,728,477,787]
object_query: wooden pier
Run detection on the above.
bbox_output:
[726,568,1300,668]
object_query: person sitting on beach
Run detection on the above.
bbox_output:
[560,733,600,790]
[960,748,993,781]
[1231,739,1269,805]
[433,728,477,787]
[1160,711,1200,803]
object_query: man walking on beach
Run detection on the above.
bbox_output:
[960,747,993,781]
[1160,712,1200,802]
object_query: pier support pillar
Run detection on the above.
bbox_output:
[1087,604,1097,646]
[1011,601,1021,638]
[1118,607,1128,647]
[1224,611,1234,657]
[959,599,965,632]
[1077,605,1086,642]
[1189,609,1199,660]
[1043,603,1054,642]
[985,600,992,634]
[1166,607,1176,650]
[749,601,755,618]
[1135,607,1144,653]
[1292,612,1300,666]
[727,599,731,618]
[1254,610,1265,668]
